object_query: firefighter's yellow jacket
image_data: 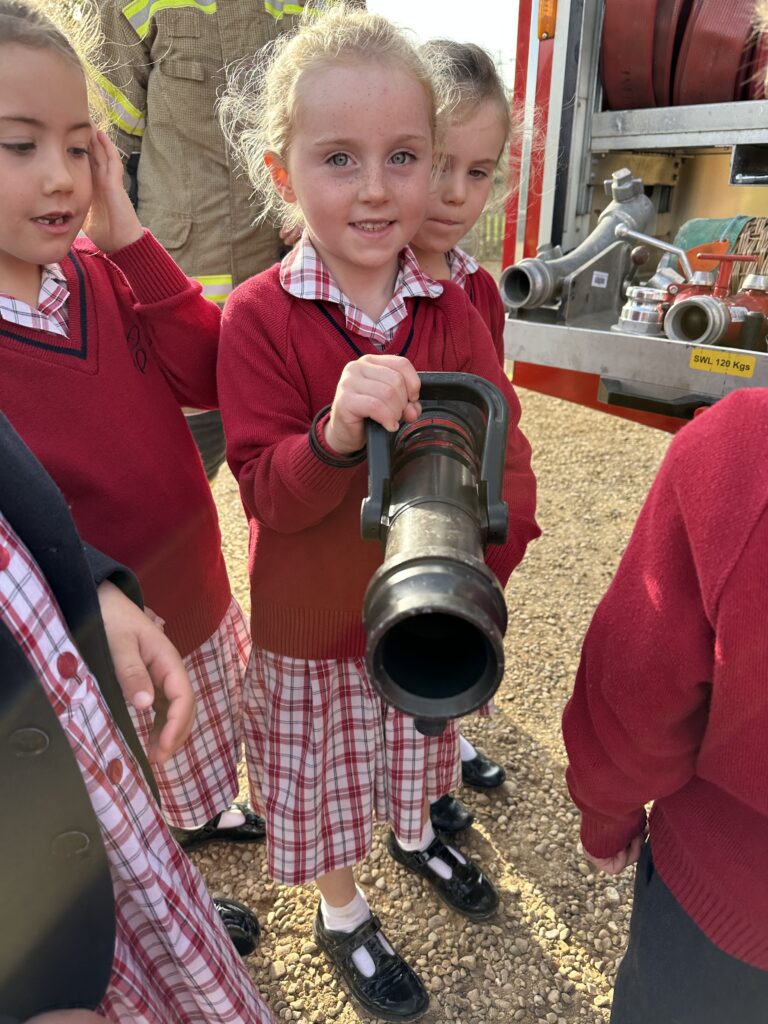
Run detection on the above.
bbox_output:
[94,1,317,302]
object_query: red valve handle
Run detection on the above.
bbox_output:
[697,252,759,297]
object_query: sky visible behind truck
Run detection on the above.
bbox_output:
[367,0,518,87]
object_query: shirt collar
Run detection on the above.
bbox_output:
[0,263,70,338]
[39,263,68,305]
[280,234,442,346]
[447,246,480,290]
[45,262,66,282]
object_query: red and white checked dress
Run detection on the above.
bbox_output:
[244,650,460,885]
[0,267,247,831]
[0,514,272,1023]
[130,599,250,828]
[242,238,460,886]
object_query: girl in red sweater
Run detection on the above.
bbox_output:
[411,40,518,837]
[411,40,512,368]
[217,8,539,1020]
[562,390,768,1023]
[0,0,265,861]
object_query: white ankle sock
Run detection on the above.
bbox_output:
[321,887,371,933]
[395,818,434,853]
[320,888,394,978]
[395,821,467,881]
[216,807,245,830]
[459,735,478,762]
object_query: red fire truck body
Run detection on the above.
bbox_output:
[504,0,768,432]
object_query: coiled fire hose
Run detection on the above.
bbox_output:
[601,0,763,109]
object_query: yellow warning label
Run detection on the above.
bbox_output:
[689,348,756,378]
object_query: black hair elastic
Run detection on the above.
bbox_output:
[308,405,367,468]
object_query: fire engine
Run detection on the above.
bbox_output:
[503,0,768,432]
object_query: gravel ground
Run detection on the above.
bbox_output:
[198,387,672,1024]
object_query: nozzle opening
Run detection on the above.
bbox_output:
[672,304,710,342]
[501,267,533,309]
[378,613,493,702]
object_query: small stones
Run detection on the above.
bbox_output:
[203,387,669,1024]
[604,886,621,906]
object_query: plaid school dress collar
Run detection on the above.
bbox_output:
[280,234,443,347]
[0,263,69,338]
[447,246,480,290]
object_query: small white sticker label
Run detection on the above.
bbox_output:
[729,306,747,322]
[591,271,609,288]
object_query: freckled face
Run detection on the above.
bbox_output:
[0,44,92,280]
[279,62,434,295]
[411,99,507,258]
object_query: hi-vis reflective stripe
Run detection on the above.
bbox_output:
[264,0,304,18]
[196,275,233,304]
[122,0,216,40]
[93,70,146,137]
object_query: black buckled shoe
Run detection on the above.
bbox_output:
[387,830,499,922]
[173,802,267,852]
[213,896,261,956]
[461,750,506,790]
[312,906,429,1022]
[429,794,474,834]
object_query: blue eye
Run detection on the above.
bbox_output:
[328,153,349,167]
[391,151,413,165]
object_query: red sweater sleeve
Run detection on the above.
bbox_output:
[104,230,220,409]
[562,440,714,858]
[478,266,506,367]
[218,278,360,532]
[490,292,505,368]
[456,299,540,585]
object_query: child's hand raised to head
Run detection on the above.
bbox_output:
[324,354,422,455]
[84,128,144,254]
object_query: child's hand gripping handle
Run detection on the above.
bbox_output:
[361,371,509,545]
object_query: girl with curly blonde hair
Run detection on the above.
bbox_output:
[218,6,540,1020]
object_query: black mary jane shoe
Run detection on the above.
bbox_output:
[461,750,506,790]
[213,896,261,956]
[387,830,499,922]
[312,906,429,1022]
[173,802,267,852]
[429,793,474,834]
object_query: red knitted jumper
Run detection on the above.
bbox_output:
[0,231,230,657]
[218,265,539,660]
[563,388,768,968]
[465,264,506,367]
